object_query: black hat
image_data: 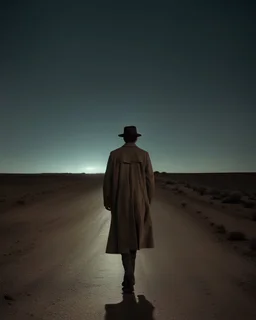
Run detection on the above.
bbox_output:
[118,126,142,137]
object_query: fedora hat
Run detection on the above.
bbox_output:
[118,126,142,137]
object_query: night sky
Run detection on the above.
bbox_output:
[1,1,255,173]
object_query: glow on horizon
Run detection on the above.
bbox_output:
[84,166,105,173]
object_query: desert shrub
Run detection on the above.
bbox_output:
[215,224,226,234]
[16,199,25,205]
[166,180,175,185]
[211,194,222,200]
[227,231,246,241]
[251,212,256,221]
[209,188,221,196]
[204,188,213,195]
[197,187,207,196]
[222,192,242,204]
[171,187,183,194]
[4,295,15,301]
[249,238,256,251]
[181,202,187,207]
[242,200,255,209]
[220,191,230,198]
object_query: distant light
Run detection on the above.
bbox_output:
[83,166,105,174]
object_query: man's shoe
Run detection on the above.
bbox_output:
[122,282,134,294]
[122,285,134,294]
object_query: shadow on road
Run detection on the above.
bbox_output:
[104,294,155,320]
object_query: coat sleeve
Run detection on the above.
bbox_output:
[145,152,155,204]
[103,152,113,207]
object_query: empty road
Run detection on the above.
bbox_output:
[1,176,256,319]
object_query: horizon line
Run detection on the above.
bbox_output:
[0,172,256,175]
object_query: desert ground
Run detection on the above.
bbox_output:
[0,173,256,319]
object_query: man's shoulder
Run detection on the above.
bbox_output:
[110,145,148,159]
[110,145,148,156]
[135,146,148,154]
[110,146,123,155]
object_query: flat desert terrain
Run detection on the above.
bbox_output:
[156,172,256,252]
[0,173,256,319]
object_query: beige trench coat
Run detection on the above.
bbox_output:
[103,143,155,254]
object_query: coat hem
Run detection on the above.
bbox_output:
[105,247,154,254]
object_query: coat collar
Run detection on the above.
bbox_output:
[123,143,137,147]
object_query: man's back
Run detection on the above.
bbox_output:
[103,142,155,210]
[111,142,148,164]
[103,126,155,294]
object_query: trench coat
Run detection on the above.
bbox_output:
[103,142,155,254]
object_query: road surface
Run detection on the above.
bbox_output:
[1,176,256,319]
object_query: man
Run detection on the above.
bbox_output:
[103,126,155,294]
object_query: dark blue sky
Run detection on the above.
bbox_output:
[0,0,255,173]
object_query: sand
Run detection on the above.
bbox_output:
[0,173,256,319]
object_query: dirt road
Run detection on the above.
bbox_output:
[1,176,256,319]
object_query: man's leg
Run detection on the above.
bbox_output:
[121,252,134,293]
[130,250,137,284]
